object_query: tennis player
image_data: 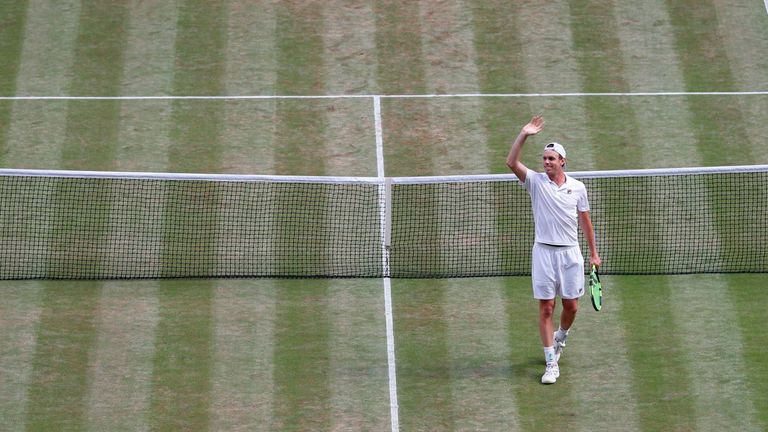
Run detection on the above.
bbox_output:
[506,115,601,384]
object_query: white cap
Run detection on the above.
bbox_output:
[543,142,566,159]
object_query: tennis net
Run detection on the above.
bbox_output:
[0,165,765,279]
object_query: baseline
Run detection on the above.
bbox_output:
[1,91,767,101]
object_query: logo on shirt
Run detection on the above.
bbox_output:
[567,189,572,194]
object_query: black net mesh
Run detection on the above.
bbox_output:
[0,169,765,279]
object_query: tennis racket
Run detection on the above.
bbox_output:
[589,265,602,311]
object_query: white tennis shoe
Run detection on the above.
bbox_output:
[541,363,559,384]
[554,332,567,361]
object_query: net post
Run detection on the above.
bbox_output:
[378,177,393,278]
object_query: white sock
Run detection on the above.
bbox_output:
[555,327,569,341]
[544,346,557,364]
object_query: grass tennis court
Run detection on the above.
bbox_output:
[1,1,767,431]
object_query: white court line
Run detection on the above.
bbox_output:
[382,278,398,432]
[374,96,386,180]
[374,95,399,432]
[381,91,768,98]
[0,91,767,100]
[765,0,768,15]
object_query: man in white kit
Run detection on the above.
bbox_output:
[506,115,601,384]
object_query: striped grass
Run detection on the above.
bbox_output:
[2,0,81,168]
[564,279,641,431]
[515,98,599,173]
[373,11,455,177]
[4,100,69,169]
[271,279,332,431]
[509,1,598,172]
[469,0,534,175]
[1,1,768,431]
[222,1,277,174]
[327,280,391,431]
[711,1,768,164]
[418,100,489,174]
[564,1,672,273]
[665,0,753,167]
[0,0,27,159]
[419,0,481,95]
[568,0,643,170]
[272,98,330,175]
[321,97,379,177]
[220,100,280,174]
[613,0,692,93]
[149,281,215,430]
[115,0,178,172]
[271,4,335,277]
[710,0,768,90]
[224,0,279,96]
[512,1,585,95]
[612,28,763,425]
[500,277,544,432]
[612,0,704,168]
[115,99,175,172]
[468,0,527,95]
[38,1,131,276]
[392,280,455,430]
[670,275,761,431]
[618,276,697,431]
[501,277,588,432]
[373,0,426,96]
[211,280,276,431]
[374,1,436,177]
[273,2,328,176]
[0,1,26,95]
[2,0,79,96]
[0,282,43,432]
[321,2,379,177]
[468,0,539,289]
[85,281,158,431]
[61,0,129,171]
[24,282,101,431]
[6,276,767,430]
[161,0,227,276]
[729,274,768,429]
[380,98,438,177]
[113,0,178,276]
[322,0,378,96]
[167,0,227,173]
[275,1,325,96]
[444,279,518,430]
[564,6,752,430]
[146,3,227,426]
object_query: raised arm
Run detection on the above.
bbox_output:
[506,115,544,182]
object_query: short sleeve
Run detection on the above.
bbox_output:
[520,168,536,191]
[577,186,590,212]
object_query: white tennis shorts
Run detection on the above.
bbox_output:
[531,243,585,300]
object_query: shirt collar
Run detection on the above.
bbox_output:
[547,173,570,188]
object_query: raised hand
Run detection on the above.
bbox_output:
[522,115,544,136]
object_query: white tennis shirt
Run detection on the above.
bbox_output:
[520,168,590,246]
